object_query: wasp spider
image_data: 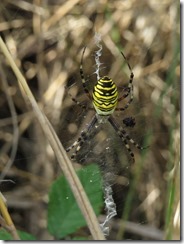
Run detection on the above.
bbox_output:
[66,47,146,162]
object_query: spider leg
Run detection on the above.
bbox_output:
[65,47,92,109]
[116,51,134,112]
[66,115,97,159]
[65,86,87,110]
[108,116,146,162]
[80,47,92,100]
[117,87,130,101]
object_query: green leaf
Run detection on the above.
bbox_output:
[72,236,89,240]
[0,229,36,240]
[19,231,36,240]
[0,229,13,240]
[47,164,103,239]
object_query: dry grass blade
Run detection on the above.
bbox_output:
[0,62,19,181]
[0,192,20,240]
[43,0,81,31]
[0,37,105,240]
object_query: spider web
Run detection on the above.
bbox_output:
[64,33,154,236]
[66,33,178,238]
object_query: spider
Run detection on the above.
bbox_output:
[66,47,146,163]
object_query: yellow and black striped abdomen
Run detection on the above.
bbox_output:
[92,76,118,115]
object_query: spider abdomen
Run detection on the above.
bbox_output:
[92,76,118,115]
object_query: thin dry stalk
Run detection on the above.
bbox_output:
[0,192,20,240]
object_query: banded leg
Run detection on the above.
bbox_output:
[116,51,134,112]
[108,116,146,162]
[80,47,92,100]
[65,87,87,110]
[66,115,97,159]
